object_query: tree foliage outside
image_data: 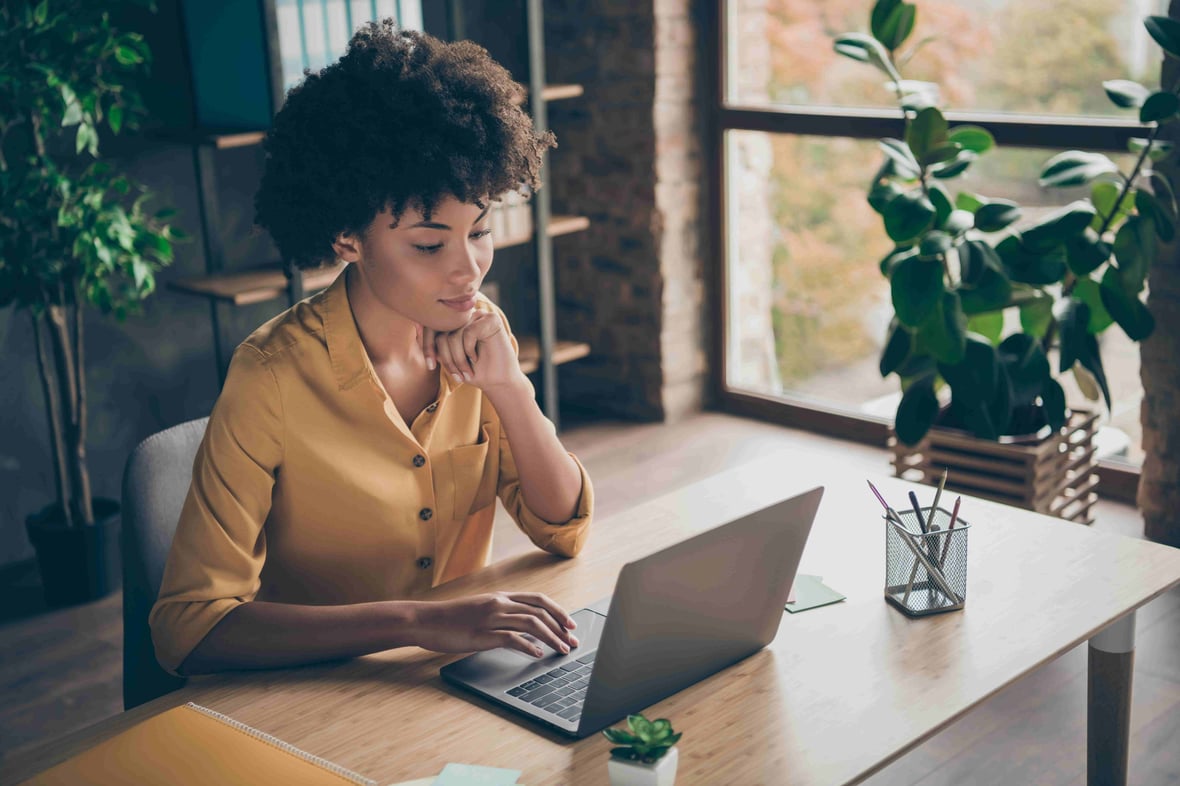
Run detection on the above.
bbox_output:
[0,1,184,527]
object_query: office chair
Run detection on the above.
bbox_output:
[121,416,208,710]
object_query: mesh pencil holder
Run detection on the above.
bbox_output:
[884,506,969,617]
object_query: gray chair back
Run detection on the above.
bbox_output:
[121,416,208,709]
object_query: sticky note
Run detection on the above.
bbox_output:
[432,763,522,786]
[785,574,845,613]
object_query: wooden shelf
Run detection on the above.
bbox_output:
[494,214,589,250]
[169,261,345,306]
[172,84,581,150]
[541,83,584,102]
[517,338,591,374]
[169,216,589,307]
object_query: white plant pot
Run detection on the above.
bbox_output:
[607,747,679,786]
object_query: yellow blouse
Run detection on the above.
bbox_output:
[149,271,593,674]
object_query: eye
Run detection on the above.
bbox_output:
[413,243,443,254]
[470,228,492,240]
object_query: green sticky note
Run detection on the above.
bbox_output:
[432,763,521,785]
[785,574,846,613]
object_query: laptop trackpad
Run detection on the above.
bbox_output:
[442,607,606,690]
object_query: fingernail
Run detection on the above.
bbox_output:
[452,373,463,384]
[426,358,435,370]
[570,635,579,647]
[567,618,577,629]
[533,648,543,657]
[560,644,570,654]
[463,372,473,382]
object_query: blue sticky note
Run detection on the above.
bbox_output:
[432,763,522,786]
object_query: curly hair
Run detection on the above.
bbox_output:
[254,21,555,269]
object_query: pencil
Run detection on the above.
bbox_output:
[866,479,906,527]
[938,496,962,566]
[931,468,948,524]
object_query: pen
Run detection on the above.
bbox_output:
[931,468,948,525]
[939,496,962,567]
[909,490,927,533]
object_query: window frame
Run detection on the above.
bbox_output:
[704,0,1145,503]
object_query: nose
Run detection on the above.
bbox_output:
[449,240,484,285]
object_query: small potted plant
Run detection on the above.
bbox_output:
[603,713,682,786]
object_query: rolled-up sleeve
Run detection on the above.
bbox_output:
[494,407,593,559]
[148,345,283,675]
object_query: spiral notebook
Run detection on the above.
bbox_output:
[21,702,376,785]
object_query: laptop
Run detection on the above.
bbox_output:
[440,485,824,738]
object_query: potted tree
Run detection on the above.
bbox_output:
[835,1,1173,522]
[0,1,182,606]
[603,713,682,786]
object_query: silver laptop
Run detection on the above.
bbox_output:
[440,486,824,738]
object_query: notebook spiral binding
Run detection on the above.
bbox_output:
[186,702,377,786]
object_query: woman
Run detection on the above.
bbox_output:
[149,22,592,676]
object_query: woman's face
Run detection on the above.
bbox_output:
[348,195,494,331]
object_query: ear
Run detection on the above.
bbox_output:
[332,231,363,263]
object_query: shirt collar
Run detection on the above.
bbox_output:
[320,266,372,391]
[318,264,458,400]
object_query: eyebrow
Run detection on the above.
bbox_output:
[402,205,491,230]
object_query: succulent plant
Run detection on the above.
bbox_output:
[602,713,682,764]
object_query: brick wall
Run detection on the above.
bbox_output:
[545,0,707,420]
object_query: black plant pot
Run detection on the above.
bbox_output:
[25,498,121,608]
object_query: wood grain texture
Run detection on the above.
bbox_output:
[7,456,1180,786]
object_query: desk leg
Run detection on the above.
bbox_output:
[1088,612,1136,786]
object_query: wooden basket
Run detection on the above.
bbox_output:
[889,409,1099,525]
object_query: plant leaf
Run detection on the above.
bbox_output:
[1140,91,1180,123]
[882,189,936,243]
[879,138,922,180]
[1103,79,1151,109]
[967,311,1004,345]
[1112,214,1154,294]
[1039,151,1120,188]
[996,234,1068,285]
[833,33,901,81]
[973,200,1021,233]
[892,254,944,326]
[1073,276,1114,334]
[918,291,968,364]
[1136,189,1176,242]
[1019,292,1054,338]
[1099,266,1156,341]
[894,374,939,445]
[880,319,912,376]
[1146,16,1180,60]
[1065,228,1112,277]
[1091,181,1134,232]
[905,106,949,160]
[947,124,994,154]
[1041,378,1067,431]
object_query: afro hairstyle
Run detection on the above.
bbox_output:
[254,21,555,269]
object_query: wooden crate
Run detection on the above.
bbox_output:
[889,410,1099,525]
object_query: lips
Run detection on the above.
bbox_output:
[439,293,477,311]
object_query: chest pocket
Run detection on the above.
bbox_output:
[447,424,498,518]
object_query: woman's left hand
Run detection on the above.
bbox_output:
[421,311,524,391]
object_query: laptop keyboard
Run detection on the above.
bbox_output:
[505,650,596,721]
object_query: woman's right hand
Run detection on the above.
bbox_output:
[409,592,579,658]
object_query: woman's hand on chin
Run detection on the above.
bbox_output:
[420,311,526,392]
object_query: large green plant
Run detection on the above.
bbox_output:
[835,0,1177,445]
[0,1,184,527]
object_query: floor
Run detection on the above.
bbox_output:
[1,412,1177,784]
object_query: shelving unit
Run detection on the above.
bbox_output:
[169,1,590,423]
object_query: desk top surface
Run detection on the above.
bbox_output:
[8,458,1180,786]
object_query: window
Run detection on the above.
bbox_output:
[712,0,1166,476]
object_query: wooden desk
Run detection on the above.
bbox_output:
[7,459,1180,785]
